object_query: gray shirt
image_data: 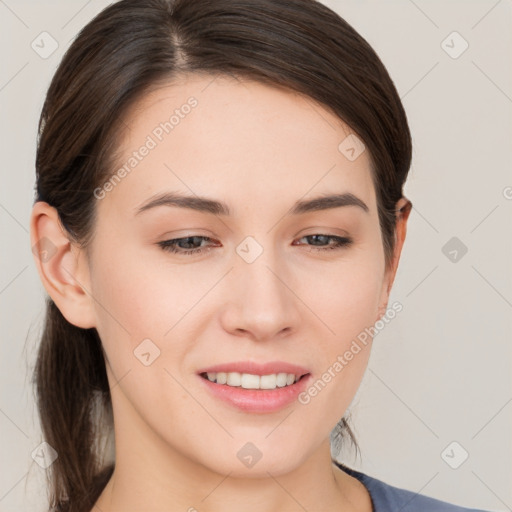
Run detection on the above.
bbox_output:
[335,461,491,512]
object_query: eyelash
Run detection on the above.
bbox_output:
[157,234,353,256]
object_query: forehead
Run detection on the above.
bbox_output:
[99,73,376,218]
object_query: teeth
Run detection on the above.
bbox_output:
[275,373,287,387]
[227,372,241,386]
[204,372,301,389]
[241,373,259,389]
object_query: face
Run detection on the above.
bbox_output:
[83,73,395,477]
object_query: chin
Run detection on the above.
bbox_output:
[201,447,305,478]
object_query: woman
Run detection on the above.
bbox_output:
[29,0,491,511]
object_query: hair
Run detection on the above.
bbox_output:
[32,0,413,510]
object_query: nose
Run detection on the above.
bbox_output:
[219,244,302,342]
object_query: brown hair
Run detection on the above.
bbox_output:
[33,0,412,510]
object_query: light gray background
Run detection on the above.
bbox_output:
[1,1,511,511]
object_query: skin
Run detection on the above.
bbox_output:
[31,73,410,512]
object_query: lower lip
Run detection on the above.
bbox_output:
[198,374,311,413]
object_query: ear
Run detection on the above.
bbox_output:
[375,196,412,322]
[30,201,96,329]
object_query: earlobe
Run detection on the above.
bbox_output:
[30,201,96,329]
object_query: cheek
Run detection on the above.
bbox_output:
[86,244,168,387]
[87,243,201,423]
[89,237,197,343]
[306,255,384,344]
[302,248,384,396]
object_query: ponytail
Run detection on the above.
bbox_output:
[34,298,113,511]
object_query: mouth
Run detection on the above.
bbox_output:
[199,371,309,390]
[196,362,312,413]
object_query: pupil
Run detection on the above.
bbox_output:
[182,236,199,249]
[311,235,327,245]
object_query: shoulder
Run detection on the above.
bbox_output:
[334,461,491,512]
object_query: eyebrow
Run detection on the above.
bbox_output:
[134,191,369,217]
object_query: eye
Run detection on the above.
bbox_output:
[158,236,217,256]
[293,234,353,251]
[157,234,352,256]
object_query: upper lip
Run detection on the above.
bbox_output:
[197,361,310,376]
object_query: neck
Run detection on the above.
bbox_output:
[93,436,367,512]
